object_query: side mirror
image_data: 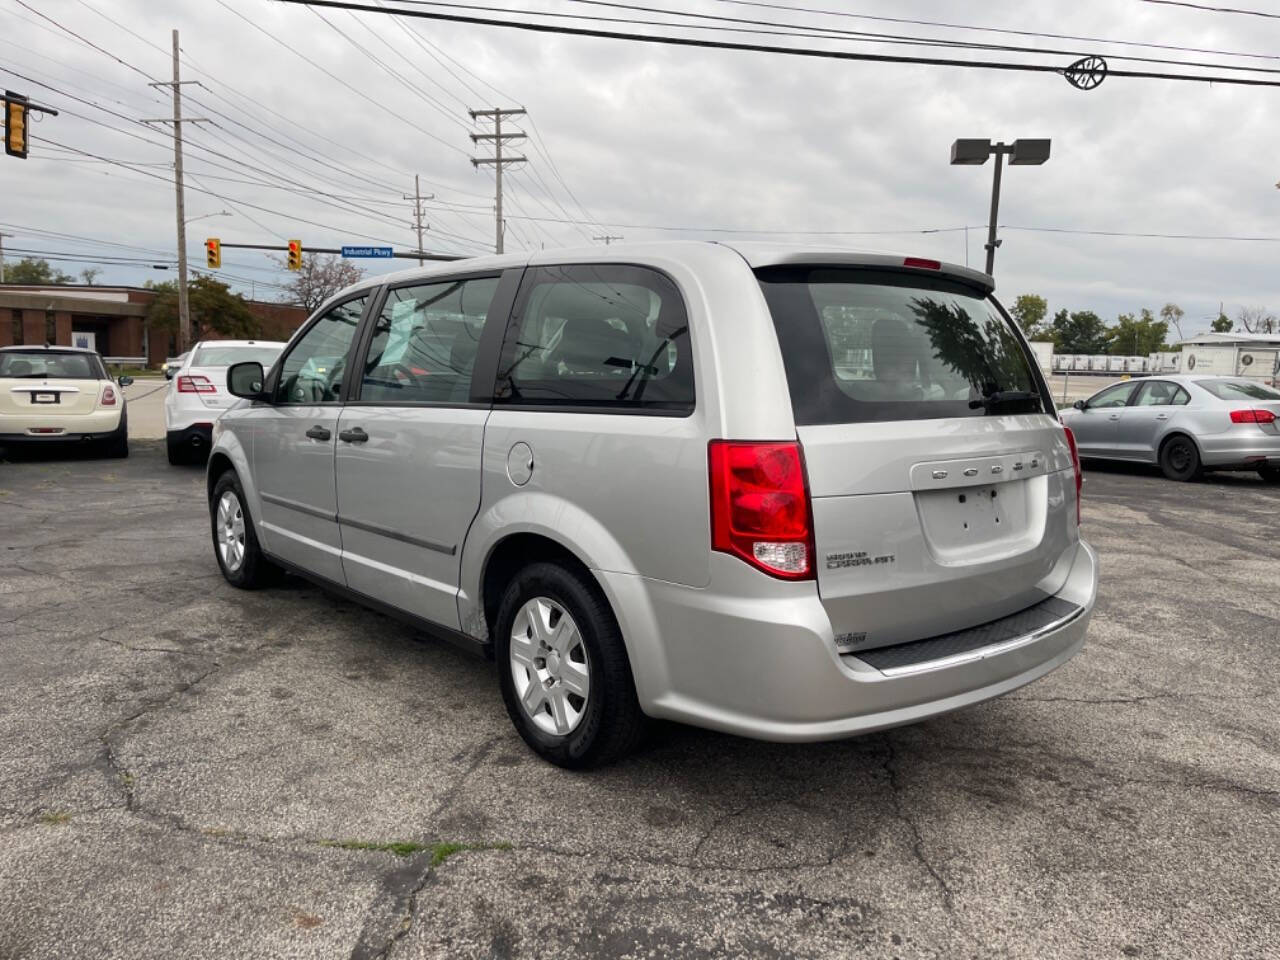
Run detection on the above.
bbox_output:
[1072,399,1087,411]
[118,375,134,387]
[227,361,268,401]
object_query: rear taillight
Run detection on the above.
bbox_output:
[1063,425,1082,526]
[709,440,815,580]
[1230,409,1276,424]
[100,385,117,406]
[177,375,216,394]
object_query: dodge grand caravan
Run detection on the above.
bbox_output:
[206,242,1097,767]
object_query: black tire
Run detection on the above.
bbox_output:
[495,562,646,769]
[209,470,278,589]
[1258,464,1280,483]
[166,434,188,466]
[1159,434,1201,482]
[103,414,128,459]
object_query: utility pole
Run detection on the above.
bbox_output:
[470,108,526,254]
[593,235,624,246]
[0,231,12,283]
[402,174,434,265]
[142,30,208,353]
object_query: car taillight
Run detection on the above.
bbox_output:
[709,440,814,580]
[177,375,216,394]
[1063,425,1082,526]
[100,385,117,406]
[1230,409,1276,424]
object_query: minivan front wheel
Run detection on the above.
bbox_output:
[1159,435,1201,482]
[495,562,645,768]
[210,471,277,589]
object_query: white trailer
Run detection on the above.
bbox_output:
[1150,351,1181,373]
[1027,341,1054,374]
[1125,356,1147,374]
[1107,356,1127,373]
[1089,355,1111,372]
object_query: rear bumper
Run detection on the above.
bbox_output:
[167,423,213,449]
[1197,432,1280,468]
[0,408,123,442]
[601,540,1097,742]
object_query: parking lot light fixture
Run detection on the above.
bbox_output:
[951,138,1051,277]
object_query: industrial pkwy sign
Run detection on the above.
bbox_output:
[341,246,394,259]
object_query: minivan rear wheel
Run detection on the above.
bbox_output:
[495,562,645,768]
[1159,435,1201,482]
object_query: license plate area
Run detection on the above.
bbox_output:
[915,478,1041,564]
[32,392,59,404]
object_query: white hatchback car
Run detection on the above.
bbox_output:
[164,339,284,464]
[0,345,132,457]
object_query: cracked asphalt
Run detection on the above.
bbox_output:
[1,441,1277,959]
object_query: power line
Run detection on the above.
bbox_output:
[270,0,1280,88]
[1138,0,1280,19]
[713,0,1280,64]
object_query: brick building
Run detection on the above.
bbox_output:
[0,285,308,366]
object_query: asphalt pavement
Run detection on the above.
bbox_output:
[0,442,1276,959]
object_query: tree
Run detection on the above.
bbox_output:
[1237,306,1276,335]
[146,276,259,339]
[79,268,102,284]
[1159,303,1185,342]
[1108,309,1169,356]
[2,257,73,285]
[1211,312,1233,333]
[278,253,365,313]
[1050,309,1110,354]
[1010,294,1049,338]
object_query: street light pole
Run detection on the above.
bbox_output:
[951,138,1051,278]
[984,149,1004,277]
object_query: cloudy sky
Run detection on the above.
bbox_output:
[3,0,1279,336]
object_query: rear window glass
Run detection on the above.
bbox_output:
[757,268,1044,425]
[1198,379,1280,401]
[0,351,103,379]
[192,344,283,368]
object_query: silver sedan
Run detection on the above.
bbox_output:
[1059,375,1280,482]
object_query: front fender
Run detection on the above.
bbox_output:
[206,432,266,548]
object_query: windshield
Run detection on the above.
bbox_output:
[1197,379,1280,402]
[191,344,282,368]
[757,267,1043,424]
[0,350,104,380]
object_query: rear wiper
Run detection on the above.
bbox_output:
[969,390,1040,410]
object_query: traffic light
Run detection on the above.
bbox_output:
[286,239,302,270]
[5,91,28,159]
[205,238,221,269]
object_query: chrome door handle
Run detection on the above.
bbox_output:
[305,425,331,441]
[338,426,368,443]
[1108,414,1121,420]
[1155,414,1169,420]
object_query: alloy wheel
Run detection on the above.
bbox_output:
[216,490,247,573]
[509,596,590,736]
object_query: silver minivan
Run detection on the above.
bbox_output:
[207,243,1097,767]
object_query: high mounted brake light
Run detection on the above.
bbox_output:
[902,257,942,270]
[709,440,815,580]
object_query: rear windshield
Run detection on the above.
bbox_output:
[757,268,1044,424]
[1197,379,1280,401]
[191,344,282,368]
[0,350,104,379]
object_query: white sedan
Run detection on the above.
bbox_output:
[0,345,132,457]
[163,339,285,465]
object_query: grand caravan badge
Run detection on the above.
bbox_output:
[826,550,896,570]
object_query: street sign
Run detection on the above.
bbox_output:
[341,246,394,259]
